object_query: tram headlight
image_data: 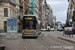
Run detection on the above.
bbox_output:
[22,30,24,32]
[34,30,36,32]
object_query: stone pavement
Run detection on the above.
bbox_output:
[0,32,75,50]
[0,33,24,50]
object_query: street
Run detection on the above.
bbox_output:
[0,31,75,50]
[0,0,75,50]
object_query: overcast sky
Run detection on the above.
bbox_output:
[47,0,68,23]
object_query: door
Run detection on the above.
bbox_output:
[4,21,7,32]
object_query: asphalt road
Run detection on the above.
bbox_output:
[0,31,75,50]
[23,31,75,50]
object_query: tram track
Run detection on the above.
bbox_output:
[22,38,47,50]
[22,33,74,50]
[42,34,75,50]
[35,39,49,50]
[41,33,62,46]
[42,36,65,50]
[23,39,29,50]
[37,34,66,50]
[22,37,64,50]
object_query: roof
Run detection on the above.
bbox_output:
[47,4,52,10]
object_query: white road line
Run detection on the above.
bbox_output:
[23,39,29,50]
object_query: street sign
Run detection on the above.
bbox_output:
[7,19,17,33]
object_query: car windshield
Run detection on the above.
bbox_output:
[51,28,54,29]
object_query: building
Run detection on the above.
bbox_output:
[41,3,46,28]
[41,2,53,28]
[41,0,49,28]
[0,0,16,32]
[29,0,39,18]
[57,22,62,28]
[39,0,43,27]
[47,4,53,27]
[16,0,20,17]
[20,0,29,18]
[67,0,75,25]
[28,0,41,26]
[52,16,56,28]
[18,0,29,32]
[39,0,43,18]
[34,0,39,18]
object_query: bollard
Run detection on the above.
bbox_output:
[0,44,5,50]
[71,33,73,37]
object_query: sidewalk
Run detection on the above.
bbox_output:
[58,36,75,44]
[51,31,75,44]
[0,33,24,50]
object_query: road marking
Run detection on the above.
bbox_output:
[23,39,29,50]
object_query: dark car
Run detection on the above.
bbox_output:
[66,29,73,35]
[57,28,63,31]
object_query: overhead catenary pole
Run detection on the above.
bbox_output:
[32,0,34,15]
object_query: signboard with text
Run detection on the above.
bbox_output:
[7,19,17,33]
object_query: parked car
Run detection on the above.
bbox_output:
[47,26,50,31]
[57,28,63,31]
[64,27,73,35]
[41,28,48,31]
[50,28,55,31]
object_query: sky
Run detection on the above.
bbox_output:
[47,0,69,23]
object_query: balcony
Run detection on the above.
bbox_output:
[0,0,15,5]
[0,0,10,2]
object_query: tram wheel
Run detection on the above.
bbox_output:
[22,36,24,39]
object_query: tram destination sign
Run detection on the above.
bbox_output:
[7,19,17,33]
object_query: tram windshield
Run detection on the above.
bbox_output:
[23,16,37,29]
[25,20,36,29]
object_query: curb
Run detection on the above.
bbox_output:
[58,37,75,44]
[0,44,6,50]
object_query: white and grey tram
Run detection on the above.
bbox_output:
[22,15,41,38]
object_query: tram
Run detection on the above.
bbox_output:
[21,15,41,38]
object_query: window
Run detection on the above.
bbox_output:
[4,8,8,17]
